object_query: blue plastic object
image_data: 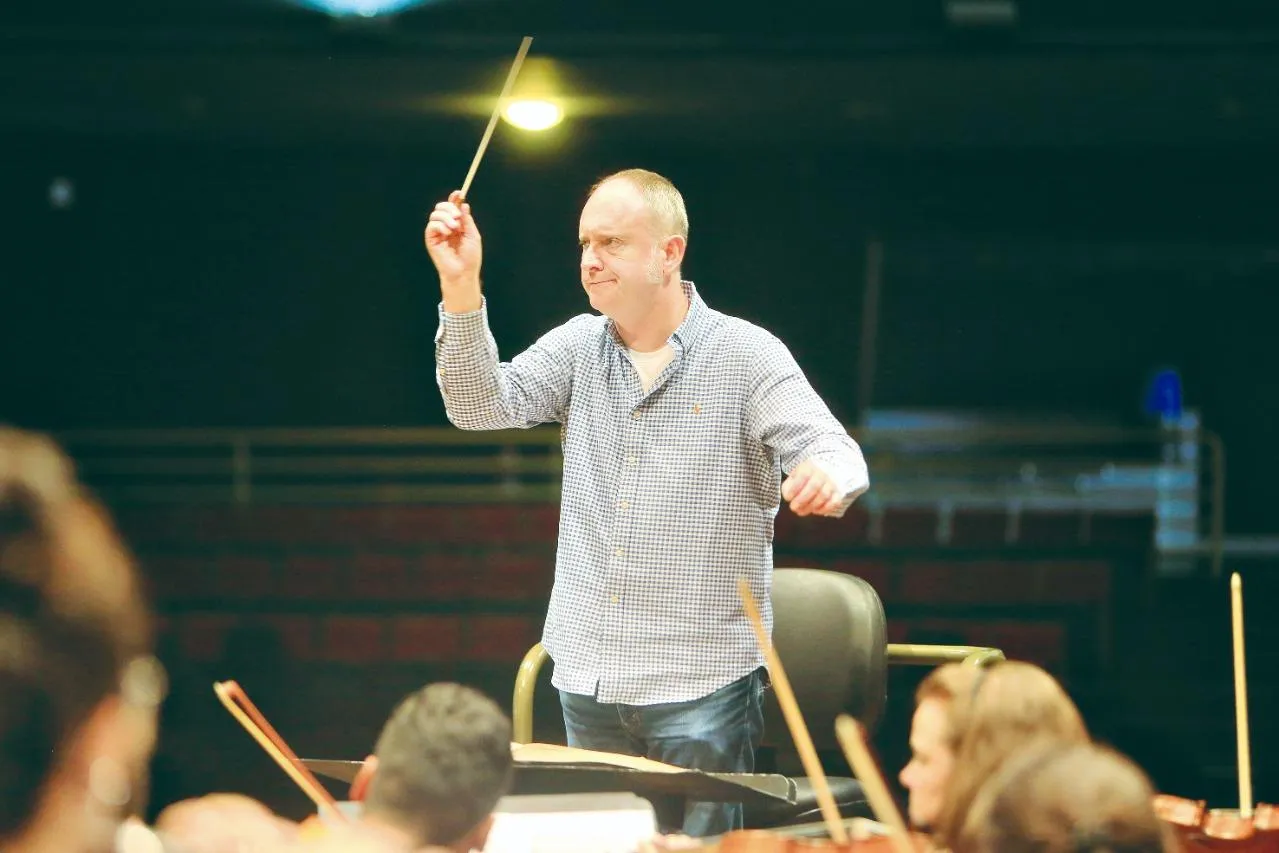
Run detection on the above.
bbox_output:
[1144,368,1184,421]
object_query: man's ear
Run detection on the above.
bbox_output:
[452,812,495,853]
[662,234,687,274]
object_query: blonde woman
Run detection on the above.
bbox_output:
[898,661,1090,847]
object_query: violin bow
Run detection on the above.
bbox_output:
[835,715,916,853]
[1230,573,1253,819]
[213,680,346,819]
[737,578,849,843]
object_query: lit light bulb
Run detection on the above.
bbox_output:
[501,99,564,131]
[291,0,429,17]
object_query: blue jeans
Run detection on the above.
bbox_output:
[559,669,766,837]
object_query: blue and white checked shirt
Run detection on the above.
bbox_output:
[435,282,869,705]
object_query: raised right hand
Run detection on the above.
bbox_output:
[425,190,483,309]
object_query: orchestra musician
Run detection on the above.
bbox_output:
[899,661,1090,849]
[953,739,1173,853]
[0,427,166,853]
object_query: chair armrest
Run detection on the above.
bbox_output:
[886,643,1005,667]
[512,642,550,744]
[511,641,1004,743]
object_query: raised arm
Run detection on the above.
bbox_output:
[425,190,484,314]
[427,191,577,430]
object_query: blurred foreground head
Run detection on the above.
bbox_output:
[0,427,163,853]
[154,793,298,853]
[902,660,1089,839]
[954,739,1173,853]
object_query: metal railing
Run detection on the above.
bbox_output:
[55,421,1224,571]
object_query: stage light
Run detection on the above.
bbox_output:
[501,99,564,131]
[291,0,431,17]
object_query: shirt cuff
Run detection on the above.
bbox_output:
[809,453,870,502]
[435,297,488,345]
[438,295,487,320]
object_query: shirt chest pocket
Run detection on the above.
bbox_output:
[643,393,740,476]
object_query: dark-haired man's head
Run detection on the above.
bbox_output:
[363,683,513,853]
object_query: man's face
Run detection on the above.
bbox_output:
[899,697,955,830]
[578,179,669,328]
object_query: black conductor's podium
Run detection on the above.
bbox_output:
[304,745,797,831]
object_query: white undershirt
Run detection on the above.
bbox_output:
[626,344,675,393]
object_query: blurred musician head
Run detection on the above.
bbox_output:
[362,682,513,853]
[0,427,164,853]
[953,739,1173,853]
[153,793,298,853]
[899,661,1088,843]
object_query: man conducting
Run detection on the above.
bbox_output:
[427,169,869,835]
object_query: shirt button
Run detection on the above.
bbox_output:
[632,411,642,420]
[619,500,630,510]
[626,455,637,465]
[614,547,624,557]
[610,595,620,604]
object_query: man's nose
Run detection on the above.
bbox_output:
[581,247,603,270]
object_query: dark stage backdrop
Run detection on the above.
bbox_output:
[3,136,1276,531]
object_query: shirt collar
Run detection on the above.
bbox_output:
[606,280,712,356]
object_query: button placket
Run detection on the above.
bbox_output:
[611,400,645,617]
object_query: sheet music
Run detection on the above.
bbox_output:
[512,742,685,774]
[484,793,658,853]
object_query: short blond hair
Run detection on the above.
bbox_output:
[591,168,689,240]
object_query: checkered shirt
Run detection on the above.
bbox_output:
[435,281,869,705]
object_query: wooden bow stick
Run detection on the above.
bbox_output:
[737,577,848,842]
[835,715,917,853]
[214,680,345,819]
[459,35,533,200]
[1231,572,1253,819]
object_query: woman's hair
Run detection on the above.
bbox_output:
[954,740,1173,853]
[0,427,156,838]
[922,661,1090,846]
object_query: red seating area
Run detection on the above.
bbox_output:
[119,503,1149,677]
[121,500,1154,805]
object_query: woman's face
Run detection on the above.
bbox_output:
[900,697,956,830]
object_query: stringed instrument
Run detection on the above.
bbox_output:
[689,581,933,853]
[1152,574,1277,853]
